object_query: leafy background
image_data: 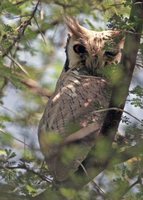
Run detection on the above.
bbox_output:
[0,0,143,199]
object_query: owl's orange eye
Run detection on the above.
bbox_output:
[73,44,87,54]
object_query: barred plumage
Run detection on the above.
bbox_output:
[38,18,124,181]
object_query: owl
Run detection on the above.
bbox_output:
[38,18,124,182]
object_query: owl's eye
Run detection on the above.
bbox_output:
[73,44,87,54]
[105,51,118,58]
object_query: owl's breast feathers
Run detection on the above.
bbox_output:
[38,72,111,181]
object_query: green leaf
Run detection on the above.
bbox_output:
[60,188,77,200]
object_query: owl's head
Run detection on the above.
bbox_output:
[64,18,124,75]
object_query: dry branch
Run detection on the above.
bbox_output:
[21,78,52,98]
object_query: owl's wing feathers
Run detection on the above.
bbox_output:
[38,71,111,181]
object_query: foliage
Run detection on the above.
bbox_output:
[130,86,143,108]
[0,0,142,200]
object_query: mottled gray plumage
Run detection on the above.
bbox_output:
[38,18,124,181]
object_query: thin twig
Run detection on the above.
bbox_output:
[0,105,18,115]
[0,128,30,148]
[93,107,143,124]
[2,0,40,57]
[76,160,106,198]
[0,162,52,183]
[34,16,47,44]
[117,176,141,199]
[7,54,29,76]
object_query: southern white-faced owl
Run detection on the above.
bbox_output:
[38,18,124,182]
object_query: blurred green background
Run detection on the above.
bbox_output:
[0,0,143,199]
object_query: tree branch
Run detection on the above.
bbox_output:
[101,0,143,140]
[21,78,52,98]
[2,0,40,57]
[0,161,51,183]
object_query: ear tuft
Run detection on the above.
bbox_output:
[64,17,80,35]
[64,16,86,38]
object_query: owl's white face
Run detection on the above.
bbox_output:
[64,18,124,76]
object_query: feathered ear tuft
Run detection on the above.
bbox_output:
[64,16,87,38]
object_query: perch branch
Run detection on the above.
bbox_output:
[101,0,143,140]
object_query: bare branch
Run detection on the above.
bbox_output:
[7,55,29,76]
[64,124,100,144]
[0,128,30,148]
[21,78,52,98]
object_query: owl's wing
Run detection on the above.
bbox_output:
[38,71,111,181]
